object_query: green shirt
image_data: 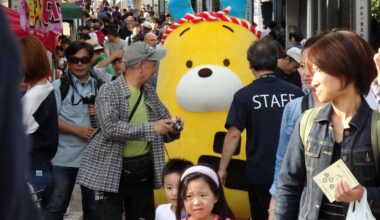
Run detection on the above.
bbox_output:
[95,54,116,76]
[123,86,149,157]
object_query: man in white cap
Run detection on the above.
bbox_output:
[274,46,302,88]
[77,42,183,220]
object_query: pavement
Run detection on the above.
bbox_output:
[64,184,83,220]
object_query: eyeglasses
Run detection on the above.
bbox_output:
[68,56,91,64]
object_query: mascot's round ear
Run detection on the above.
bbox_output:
[168,0,195,22]
[220,0,247,19]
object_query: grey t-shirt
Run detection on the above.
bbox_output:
[104,38,127,55]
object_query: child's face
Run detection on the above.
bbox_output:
[164,173,181,209]
[184,178,218,220]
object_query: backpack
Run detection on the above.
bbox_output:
[300,108,380,176]
[59,71,104,101]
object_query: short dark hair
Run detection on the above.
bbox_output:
[78,25,90,32]
[247,39,279,72]
[58,34,69,41]
[290,31,303,42]
[105,25,119,36]
[79,33,91,40]
[60,37,71,46]
[65,41,94,59]
[308,30,376,95]
[152,16,160,24]
[161,159,193,185]
[268,21,277,29]
[303,31,328,49]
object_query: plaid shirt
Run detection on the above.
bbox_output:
[77,76,175,192]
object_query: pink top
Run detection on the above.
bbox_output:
[184,214,231,220]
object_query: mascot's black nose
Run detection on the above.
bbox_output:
[198,68,213,78]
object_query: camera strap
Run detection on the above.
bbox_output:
[128,87,144,122]
[68,72,96,105]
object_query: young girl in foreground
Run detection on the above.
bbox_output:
[176,165,235,220]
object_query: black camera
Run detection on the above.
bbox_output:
[172,119,182,132]
[82,94,96,105]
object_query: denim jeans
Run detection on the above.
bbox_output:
[43,166,94,220]
[28,170,52,208]
[28,170,52,191]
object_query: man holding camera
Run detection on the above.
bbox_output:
[77,42,183,220]
[44,41,96,219]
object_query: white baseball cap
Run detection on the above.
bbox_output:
[286,47,301,64]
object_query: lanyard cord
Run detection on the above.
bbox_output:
[68,72,95,105]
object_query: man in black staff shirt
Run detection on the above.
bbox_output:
[275,46,302,88]
[218,39,303,220]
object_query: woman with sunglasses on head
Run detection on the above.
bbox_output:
[275,30,379,220]
[44,41,96,219]
[20,35,59,205]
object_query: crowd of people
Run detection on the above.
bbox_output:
[2,2,380,220]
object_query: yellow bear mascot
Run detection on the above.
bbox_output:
[156,0,260,218]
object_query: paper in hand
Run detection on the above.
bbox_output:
[313,159,359,202]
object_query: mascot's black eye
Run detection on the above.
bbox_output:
[186,60,193,68]
[223,59,230,67]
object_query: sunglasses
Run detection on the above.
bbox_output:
[68,56,91,64]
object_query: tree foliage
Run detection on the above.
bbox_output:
[372,0,380,22]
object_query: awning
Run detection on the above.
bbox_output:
[62,3,83,20]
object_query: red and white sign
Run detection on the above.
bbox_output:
[18,0,62,35]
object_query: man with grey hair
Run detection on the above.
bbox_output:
[144,32,158,48]
[77,42,183,220]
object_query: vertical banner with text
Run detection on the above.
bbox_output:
[206,0,212,11]
[158,0,165,18]
[246,0,252,23]
[196,0,202,12]
[355,0,369,41]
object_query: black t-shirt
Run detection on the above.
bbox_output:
[274,68,302,88]
[319,142,346,220]
[119,25,132,40]
[29,91,59,171]
[225,75,303,184]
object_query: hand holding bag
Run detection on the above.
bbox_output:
[346,189,376,220]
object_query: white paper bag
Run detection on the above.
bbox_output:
[346,189,376,220]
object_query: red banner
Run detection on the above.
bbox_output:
[3,6,57,52]
[18,0,62,35]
